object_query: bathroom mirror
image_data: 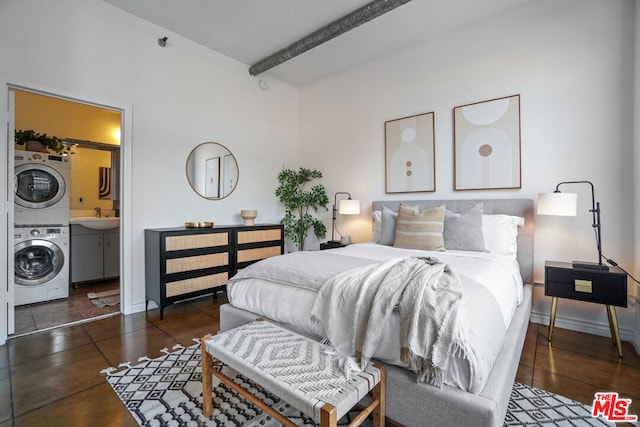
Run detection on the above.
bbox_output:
[186,142,239,199]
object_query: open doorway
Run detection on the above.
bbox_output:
[11,89,123,336]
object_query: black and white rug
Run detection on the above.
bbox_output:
[505,383,616,426]
[103,342,617,427]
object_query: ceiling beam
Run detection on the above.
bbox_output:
[248,0,413,77]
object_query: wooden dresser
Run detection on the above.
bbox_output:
[145,224,283,319]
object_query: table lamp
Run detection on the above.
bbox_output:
[332,192,360,244]
[537,180,608,270]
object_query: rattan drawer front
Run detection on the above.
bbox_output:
[165,272,228,297]
[146,225,281,320]
[165,253,229,275]
[237,229,282,244]
[237,246,281,263]
[165,232,229,251]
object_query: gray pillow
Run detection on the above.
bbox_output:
[443,203,487,252]
[371,210,382,243]
[379,206,399,245]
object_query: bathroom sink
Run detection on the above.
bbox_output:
[70,217,120,230]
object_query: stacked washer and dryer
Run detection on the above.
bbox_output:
[14,149,71,305]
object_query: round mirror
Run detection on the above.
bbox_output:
[186,142,239,199]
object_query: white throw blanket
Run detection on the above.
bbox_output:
[310,256,464,386]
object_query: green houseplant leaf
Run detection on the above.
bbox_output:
[275,167,329,251]
[15,129,71,155]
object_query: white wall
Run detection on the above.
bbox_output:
[634,1,640,350]
[299,0,638,342]
[0,0,636,349]
[0,0,299,341]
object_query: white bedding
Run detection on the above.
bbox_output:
[226,242,523,393]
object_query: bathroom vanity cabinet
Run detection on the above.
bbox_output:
[145,224,283,319]
[71,224,120,284]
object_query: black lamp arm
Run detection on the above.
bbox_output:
[332,192,352,242]
[554,180,603,265]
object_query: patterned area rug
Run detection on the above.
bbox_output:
[505,383,616,426]
[103,342,617,427]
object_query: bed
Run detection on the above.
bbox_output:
[219,199,533,426]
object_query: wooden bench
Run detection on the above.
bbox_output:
[201,320,385,426]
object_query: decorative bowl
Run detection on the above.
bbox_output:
[185,221,214,228]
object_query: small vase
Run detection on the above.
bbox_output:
[240,209,257,225]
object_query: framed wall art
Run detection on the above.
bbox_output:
[453,94,521,190]
[99,166,111,199]
[384,112,435,194]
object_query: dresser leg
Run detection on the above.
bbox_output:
[548,297,558,343]
[606,305,623,358]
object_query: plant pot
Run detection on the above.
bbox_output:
[25,140,48,153]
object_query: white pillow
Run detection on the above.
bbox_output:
[482,214,525,258]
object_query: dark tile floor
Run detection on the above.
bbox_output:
[2,292,226,427]
[1,295,639,426]
[13,280,121,336]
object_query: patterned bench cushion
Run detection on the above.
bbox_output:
[204,320,382,421]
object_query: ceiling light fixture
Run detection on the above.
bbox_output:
[249,0,413,76]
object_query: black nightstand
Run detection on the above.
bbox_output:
[320,241,348,250]
[545,260,627,357]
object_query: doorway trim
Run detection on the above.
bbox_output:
[0,76,133,345]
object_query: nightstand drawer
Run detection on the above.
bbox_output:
[545,262,627,307]
[545,280,626,306]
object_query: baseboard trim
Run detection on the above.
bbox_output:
[129,301,148,314]
[530,310,636,344]
[633,329,640,356]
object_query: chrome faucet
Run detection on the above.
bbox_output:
[94,207,101,218]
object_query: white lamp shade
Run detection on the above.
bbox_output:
[338,199,360,215]
[537,192,578,216]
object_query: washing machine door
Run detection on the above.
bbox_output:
[15,239,65,286]
[15,163,67,209]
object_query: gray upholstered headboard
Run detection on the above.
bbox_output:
[371,199,534,285]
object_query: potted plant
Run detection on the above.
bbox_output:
[15,129,70,154]
[275,167,329,251]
